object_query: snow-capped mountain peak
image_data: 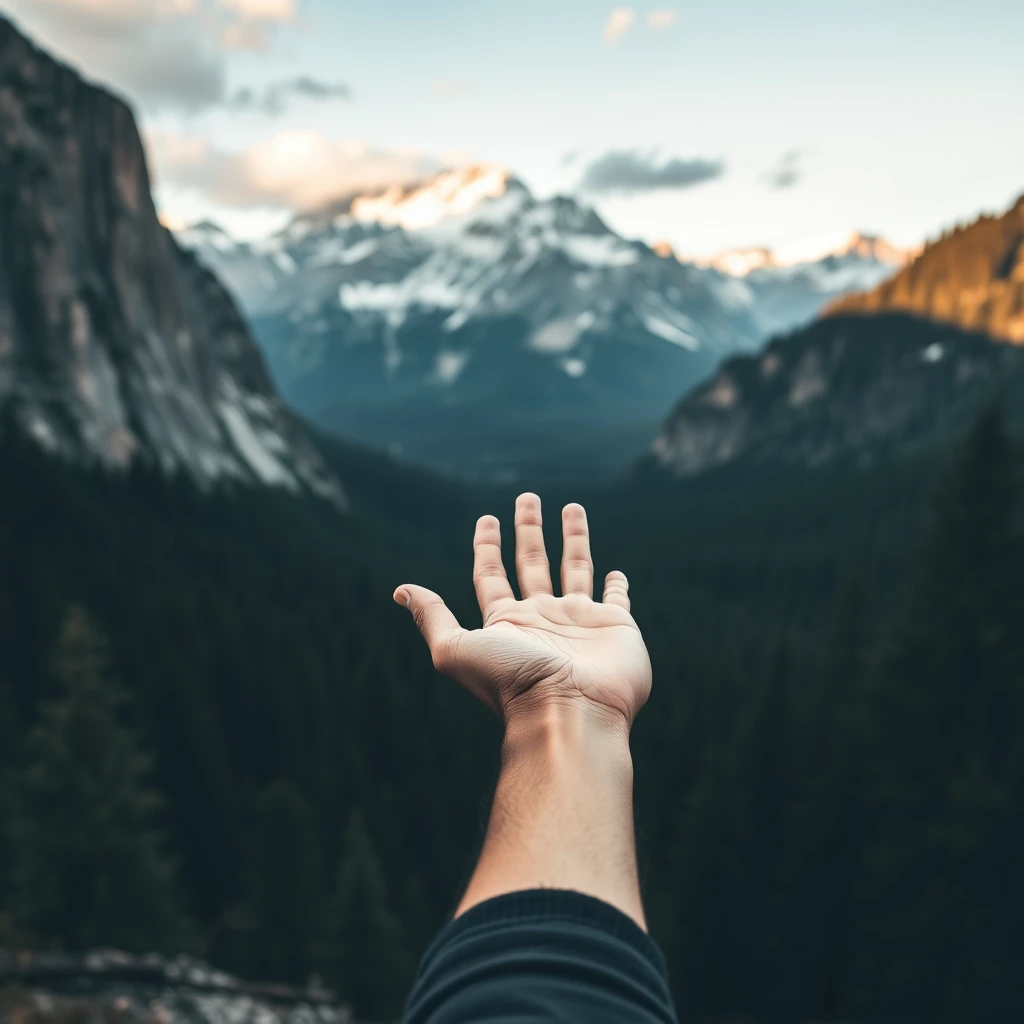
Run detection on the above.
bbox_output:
[346,164,520,232]
[709,246,775,277]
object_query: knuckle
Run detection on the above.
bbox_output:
[516,512,543,526]
[564,558,593,572]
[474,565,507,581]
[518,551,549,568]
[431,633,460,672]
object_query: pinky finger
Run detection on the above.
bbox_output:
[603,570,631,611]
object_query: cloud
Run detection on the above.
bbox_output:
[647,10,677,29]
[763,150,803,190]
[231,76,350,115]
[148,129,439,212]
[603,7,636,45]
[578,150,725,195]
[4,0,302,111]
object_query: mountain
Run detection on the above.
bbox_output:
[651,313,1024,476]
[830,195,1024,343]
[181,167,765,480]
[0,16,343,505]
[702,232,913,337]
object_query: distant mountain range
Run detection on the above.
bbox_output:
[653,195,1024,477]
[181,171,905,479]
[703,232,913,337]
[0,16,343,505]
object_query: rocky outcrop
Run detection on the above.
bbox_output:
[0,16,344,505]
[0,948,351,1024]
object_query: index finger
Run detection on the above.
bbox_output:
[473,514,514,618]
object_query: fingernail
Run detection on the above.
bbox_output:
[394,588,410,607]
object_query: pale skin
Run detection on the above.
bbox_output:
[394,492,653,930]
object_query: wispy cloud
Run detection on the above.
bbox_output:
[231,76,349,115]
[578,149,725,194]
[647,10,677,30]
[763,150,803,190]
[149,129,439,212]
[603,7,636,45]
[5,0,305,110]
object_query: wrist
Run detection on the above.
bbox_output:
[502,697,633,769]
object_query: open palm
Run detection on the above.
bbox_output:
[395,494,652,728]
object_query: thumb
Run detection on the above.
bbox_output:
[394,584,464,672]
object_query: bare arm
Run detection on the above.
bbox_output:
[394,493,653,929]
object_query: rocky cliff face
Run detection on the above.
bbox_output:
[829,195,1024,343]
[0,16,343,504]
[652,314,1024,476]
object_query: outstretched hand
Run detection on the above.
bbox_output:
[394,493,652,732]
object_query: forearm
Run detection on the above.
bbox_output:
[456,703,646,930]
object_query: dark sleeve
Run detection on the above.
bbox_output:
[403,889,679,1023]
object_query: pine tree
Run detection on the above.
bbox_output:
[10,606,193,952]
[244,780,324,984]
[324,810,409,1021]
[854,406,1024,1022]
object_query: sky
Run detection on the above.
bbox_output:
[5,0,1023,258]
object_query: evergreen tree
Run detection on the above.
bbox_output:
[10,606,193,952]
[243,780,324,984]
[325,810,408,1021]
[854,406,1024,1022]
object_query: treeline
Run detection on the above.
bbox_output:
[0,414,1022,1022]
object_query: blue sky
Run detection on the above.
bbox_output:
[7,0,1023,256]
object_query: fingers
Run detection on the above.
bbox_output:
[561,503,594,597]
[514,493,553,598]
[473,514,514,617]
[393,585,465,673]
[603,570,631,612]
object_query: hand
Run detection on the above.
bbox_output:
[394,493,652,732]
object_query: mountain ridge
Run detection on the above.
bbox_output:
[829,194,1024,342]
[651,313,1024,477]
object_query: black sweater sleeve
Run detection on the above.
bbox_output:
[403,889,679,1023]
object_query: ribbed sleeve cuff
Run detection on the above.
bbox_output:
[421,888,665,970]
